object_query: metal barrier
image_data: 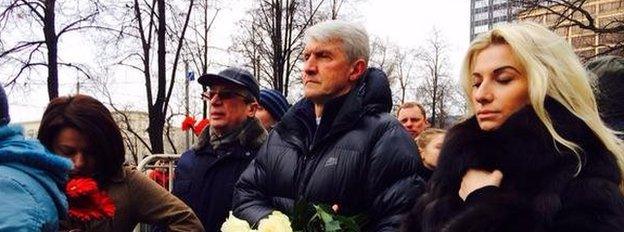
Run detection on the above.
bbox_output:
[134,154,181,232]
[137,154,180,192]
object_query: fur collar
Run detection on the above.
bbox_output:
[193,117,267,152]
[431,97,621,200]
[405,98,623,232]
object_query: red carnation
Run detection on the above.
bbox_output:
[66,177,116,221]
[193,119,210,136]
[181,115,196,131]
[66,177,98,198]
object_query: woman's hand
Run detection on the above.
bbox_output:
[459,169,503,201]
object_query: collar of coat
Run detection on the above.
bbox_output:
[274,67,392,147]
[430,97,622,199]
[193,117,267,152]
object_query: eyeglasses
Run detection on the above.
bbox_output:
[201,90,252,102]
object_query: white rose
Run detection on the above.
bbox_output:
[221,211,253,232]
[257,211,293,232]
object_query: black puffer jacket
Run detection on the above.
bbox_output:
[233,68,424,231]
[402,98,624,232]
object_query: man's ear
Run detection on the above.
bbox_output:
[348,59,367,82]
[247,101,259,117]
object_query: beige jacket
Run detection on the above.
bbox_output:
[61,167,204,232]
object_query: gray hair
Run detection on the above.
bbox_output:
[303,20,370,63]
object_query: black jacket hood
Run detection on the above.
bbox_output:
[275,67,392,145]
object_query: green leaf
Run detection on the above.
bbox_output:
[314,205,341,232]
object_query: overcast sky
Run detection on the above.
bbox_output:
[6,0,470,123]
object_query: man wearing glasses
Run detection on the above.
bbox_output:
[172,67,268,231]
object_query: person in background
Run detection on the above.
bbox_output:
[586,55,624,139]
[414,128,446,181]
[37,94,203,232]
[256,89,290,130]
[173,67,267,231]
[402,22,624,231]
[0,84,73,231]
[397,102,429,140]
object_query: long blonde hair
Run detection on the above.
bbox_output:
[460,22,624,183]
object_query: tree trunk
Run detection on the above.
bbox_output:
[148,108,165,154]
[202,0,209,119]
[43,0,58,100]
[149,0,167,154]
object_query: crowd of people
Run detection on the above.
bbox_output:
[0,19,623,232]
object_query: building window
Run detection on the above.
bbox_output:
[599,33,623,45]
[492,8,507,18]
[570,25,593,35]
[474,24,489,34]
[493,0,507,6]
[554,27,568,37]
[571,35,596,48]
[474,12,488,21]
[599,1,624,14]
[475,0,489,8]
[492,16,508,22]
[493,21,508,27]
[599,14,624,28]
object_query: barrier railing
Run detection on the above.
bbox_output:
[137,154,180,192]
[134,154,181,232]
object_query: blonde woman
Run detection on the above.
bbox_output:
[402,22,624,232]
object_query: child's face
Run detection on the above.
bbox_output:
[420,134,445,170]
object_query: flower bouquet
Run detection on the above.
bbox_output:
[65,177,116,221]
[222,202,365,232]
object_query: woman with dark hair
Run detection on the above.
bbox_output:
[402,23,624,231]
[38,94,204,232]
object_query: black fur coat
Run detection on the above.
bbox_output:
[402,99,624,232]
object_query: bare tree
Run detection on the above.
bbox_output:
[230,0,352,98]
[96,0,195,154]
[0,0,100,99]
[414,28,461,128]
[96,77,152,164]
[369,37,418,109]
[512,0,624,59]
[392,48,418,105]
[369,37,397,80]
[183,0,221,118]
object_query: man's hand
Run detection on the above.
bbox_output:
[459,169,503,201]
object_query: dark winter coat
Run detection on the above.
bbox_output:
[173,117,267,232]
[233,68,425,231]
[402,98,624,232]
[586,55,624,139]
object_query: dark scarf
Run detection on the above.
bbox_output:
[193,117,267,151]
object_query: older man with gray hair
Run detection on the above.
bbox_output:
[233,20,423,231]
